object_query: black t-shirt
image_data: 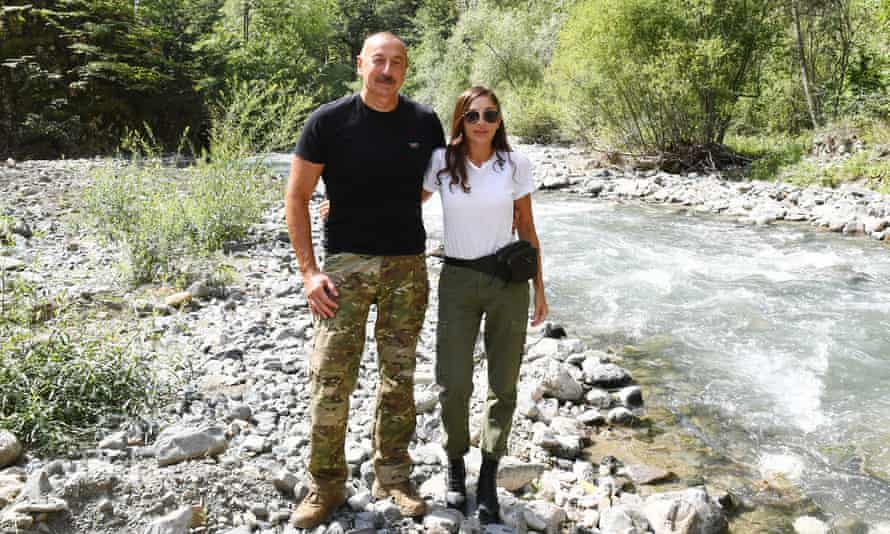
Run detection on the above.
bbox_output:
[295,94,446,256]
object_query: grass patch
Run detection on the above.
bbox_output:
[725,133,810,182]
[727,120,890,192]
[83,153,276,284]
[0,275,163,453]
[81,80,306,284]
[0,332,159,453]
[804,150,890,190]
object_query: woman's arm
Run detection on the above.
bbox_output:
[514,194,548,326]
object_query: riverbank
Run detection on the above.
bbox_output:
[1,151,887,534]
[515,143,890,243]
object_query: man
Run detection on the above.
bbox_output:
[284,32,445,529]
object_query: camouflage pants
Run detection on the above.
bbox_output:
[307,253,428,489]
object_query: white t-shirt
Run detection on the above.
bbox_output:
[423,147,535,260]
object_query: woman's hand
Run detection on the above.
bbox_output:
[318,199,330,220]
[531,289,548,326]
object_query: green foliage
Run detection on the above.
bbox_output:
[218,0,345,101]
[726,133,810,182]
[728,119,890,190]
[3,0,889,157]
[778,152,890,189]
[824,150,890,187]
[84,155,274,283]
[0,331,159,452]
[1,0,226,158]
[0,276,161,453]
[332,0,424,57]
[211,78,314,155]
[409,0,566,141]
[740,0,890,133]
[82,80,297,283]
[501,83,563,143]
[552,0,774,152]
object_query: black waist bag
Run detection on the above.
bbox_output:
[495,240,538,282]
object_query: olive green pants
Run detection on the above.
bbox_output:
[435,263,530,460]
[307,253,428,489]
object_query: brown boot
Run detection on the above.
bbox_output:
[372,480,427,517]
[289,486,346,529]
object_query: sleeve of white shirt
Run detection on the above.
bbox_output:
[423,148,444,193]
[512,151,536,200]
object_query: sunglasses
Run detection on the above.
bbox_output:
[463,109,500,124]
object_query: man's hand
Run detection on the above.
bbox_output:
[304,272,339,318]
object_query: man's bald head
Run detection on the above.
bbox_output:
[357,32,408,111]
[360,32,407,62]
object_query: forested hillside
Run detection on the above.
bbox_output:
[1,0,888,177]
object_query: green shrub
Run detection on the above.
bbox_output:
[503,84,563,144]
[0,332,159,452]
[0,278,162,453]
[84,155,274,283]
[818,150,890,189]
[551,0,773,152]
[728,124,890,190]
[82,79,305,283]
[410,0,565,123]
[726,133,810,182]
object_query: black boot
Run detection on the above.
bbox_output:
[445,457,467,510]
[477,456,500,524]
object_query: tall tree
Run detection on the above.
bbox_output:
[1,0,227,157]
[792,0,821,127]
[552,0,774,152]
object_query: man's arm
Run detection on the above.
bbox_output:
[285,155,338,318]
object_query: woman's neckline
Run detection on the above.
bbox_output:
[467,151,496,170]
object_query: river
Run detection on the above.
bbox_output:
[430,194,890,525]
[267,152,890,526]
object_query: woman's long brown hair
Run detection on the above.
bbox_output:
[437,86,512,193]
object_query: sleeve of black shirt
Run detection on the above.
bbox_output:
[294,107,325,164]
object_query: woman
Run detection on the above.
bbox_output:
[422,86,548,524]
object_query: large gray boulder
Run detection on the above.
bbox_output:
[539,361,585,401]
[523,500,567,534]
[643,487,728,534]
[11,469,68,515]
[155,426,228,466]
[142,506,193,534]
[497,457,548,491]
[600,504,651,534]
[582,361,633,388]
[0,431,22,468]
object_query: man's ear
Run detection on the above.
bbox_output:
[355,55,363,75]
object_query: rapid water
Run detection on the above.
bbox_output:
[267,151,889,523]
[432,195,890,524]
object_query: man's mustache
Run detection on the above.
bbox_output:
[376,75,396,84]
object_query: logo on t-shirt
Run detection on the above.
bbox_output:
[408,141,420,149]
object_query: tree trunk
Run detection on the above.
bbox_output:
[830,0,853,118]
[242,0,250,45]
[792,0,820,128]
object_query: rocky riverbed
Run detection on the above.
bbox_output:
[1,146,887,534]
